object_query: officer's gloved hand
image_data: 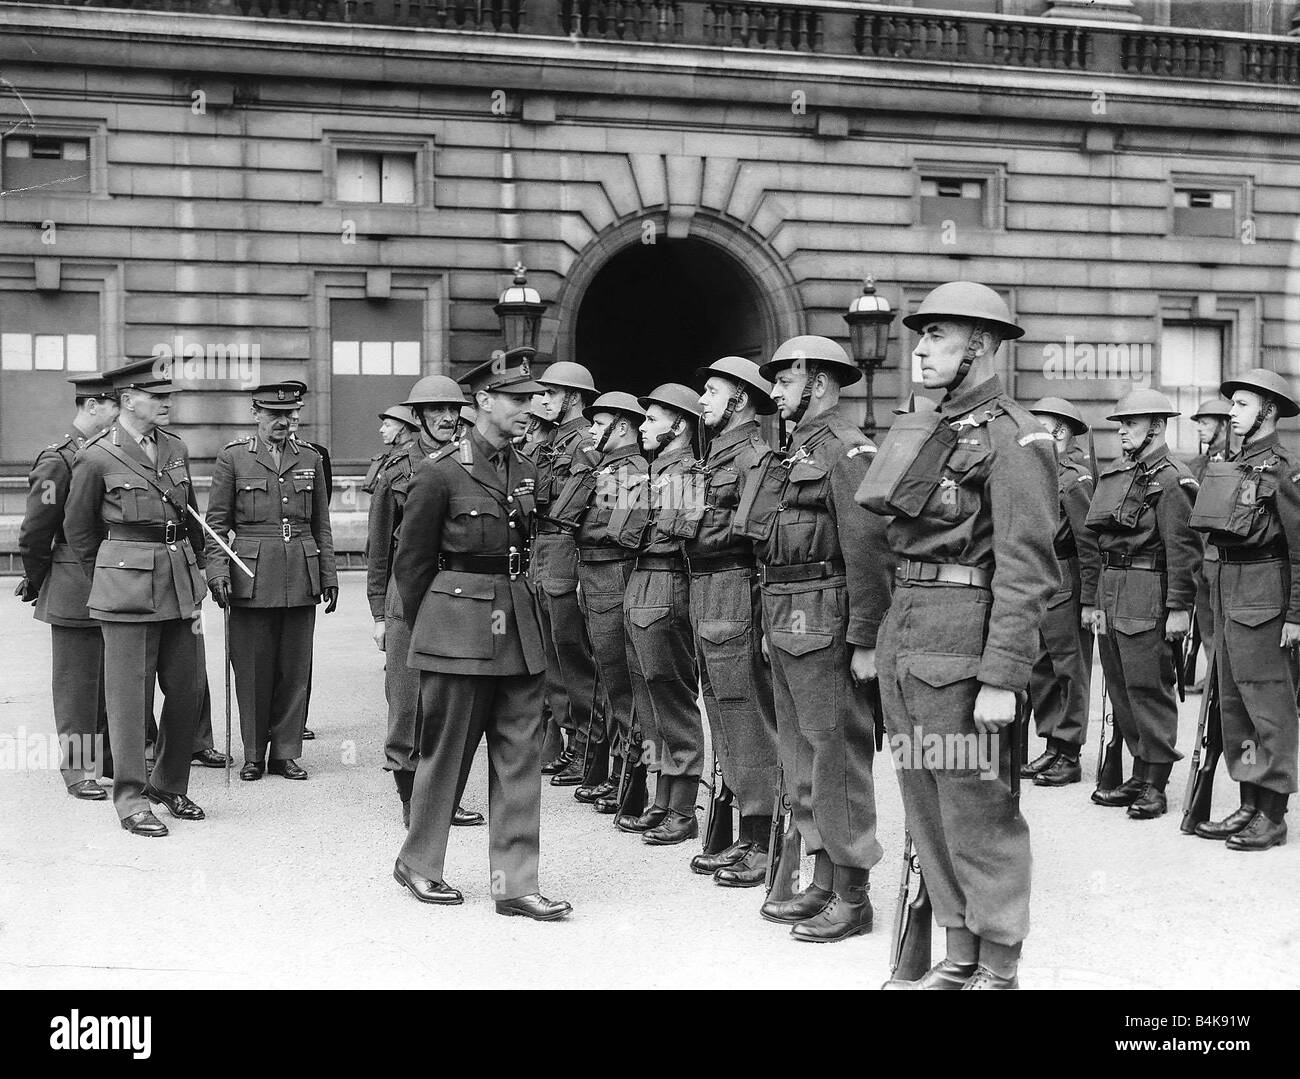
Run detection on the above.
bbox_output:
[209,577,230,608]
[1164,609,1190,643]
[13,577,38,604]
[372,620,386,652]
[322,586,339,614]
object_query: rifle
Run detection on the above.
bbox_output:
[1180,642,1222,834]
[889,831,932,980]
[1171,639,1186,704]
[1010,693,1024,816]
[763,766,802,902]
[1182,611,1202,687]
[700,748,734,855]
[1095,671,1123,792]
[611,726,647,824]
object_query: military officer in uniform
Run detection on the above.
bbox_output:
[63,357,209,836]
[1086,389,1201,819]
[1190,370,1299,851]
[618,384,706,843]
[866,283,1058,990]
[1022,397,1101,787]
[683,357,782,884]
[205,381,338,781]
[550,392,650,810]
[529,362,601,784]
[15,373,119,798]
[392,352,571,920]
[735,336,892,939]
[367,377,483,827]
[1185,399,1233,689]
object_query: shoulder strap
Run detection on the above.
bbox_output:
[96,439,185,516]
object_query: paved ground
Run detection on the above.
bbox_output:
[1,573,1296,990]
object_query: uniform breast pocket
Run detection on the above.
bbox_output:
[292,473,315,515]
[448,496,502,548]
[933,447,989,523]
[235,478,269,519]
[777,460,828,548]
[104,473,147,523]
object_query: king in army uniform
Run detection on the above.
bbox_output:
[392,351,570,920]
[205,381,338,782]
[15,373,120,799]
[1189,369,1300,851]
[738,336,894,940]
[366,377,483,827]
[1022,398,1102,787]
[866,283,1059,990]
[63,356,210,837]
[1086,389,1201,820]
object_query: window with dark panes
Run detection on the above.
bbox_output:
[335,150,416,204]
[2,136,91,194]
[330,297,423,466]
[1173,188,1235,237]
[0,291,99,464]
[920,177,986,227]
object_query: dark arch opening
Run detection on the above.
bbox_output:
[574,238,766,396]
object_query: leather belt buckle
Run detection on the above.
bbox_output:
[163,521,177,544]
[282,521,292,542]
[508,547,522,580]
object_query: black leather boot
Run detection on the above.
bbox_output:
[394,770,415,829]
[643,809,699,845]
[791,866,872,942]
[1092,760,1146,806]
[691,840,750,875]
[760,850,832,923]
[1034,753,1081,787]
[576,754,618,804]
[714,815,770,887]
[1128,761,1172,819]
[1195,783,1258,840]
[1021,749,1057,778]
[1226,790,1289,851]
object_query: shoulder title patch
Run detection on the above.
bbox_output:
[1018,431,1053,446]
[845,444,875,459]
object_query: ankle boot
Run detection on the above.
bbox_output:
[1128,761,1172,819]
[714,817,770,886]
[760,850,832,923]
[790,866,872,942]
[618,769,669,832]
[1195,783,1258,840]
[1226,790,1289,851]
[1093,760,1146,807]
[643,809,699,845]
[393,770,415,828]
[576,754,617,804]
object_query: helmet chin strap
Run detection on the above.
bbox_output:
[594,415,622,455]
[946,327,985,395]
[654,414,684,453]
[1126,417,1159,461]
[1243,398,1274,444]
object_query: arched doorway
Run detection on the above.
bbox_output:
[574,239,764,395]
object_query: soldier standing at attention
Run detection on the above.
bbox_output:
[367,379,483,827]
[1086,390,1201,820]
[866,283,1057,990]
[549,392,649,809]
[529,362,601,785]
[741,336,893,940]
[63,357,209,837]
[683,357,781,885]
[619,384,706,843]
[363,406,417,495]
[205,382,338,782]
[1189,370,1299,851]
[1022,398,1101,787]
[392,352,571,920]
[15,373,119,799]
[1186,399,1233,689]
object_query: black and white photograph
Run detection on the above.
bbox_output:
[1,0,1296,1046]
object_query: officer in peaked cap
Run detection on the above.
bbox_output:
[63,356,209,836]
[872,282,1057,989]
[618,383,707,844]
[1022,397,1102,788]
[738,336,894,936]
[683,356,782,885]
[393,347,570,920]
[368,375,482,828]
[1188,369,1300,851]
[205,380,338,782]
[16,372,119,799]
[1086,388,1201,820]
[531,360,606,788]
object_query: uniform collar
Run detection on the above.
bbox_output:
[790,401,849,448]
[1134,441,1170,470]
[600,443,641,467]
[651,445,693,476]
[418,434,447,458]
[557,416,590,440]
[1240,431,1279,460]
[706,418,759,459]
[468,427,509,493]
[117,413,154,446]
[940,375,1003,418]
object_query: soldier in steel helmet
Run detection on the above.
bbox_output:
[617,383,707,844]
[1185,398,1234,687]
[1188,369,1299,852]
[363,405,418,495]
[1085,389,1201,820]
[868,282,1058,990]
[683,356,781,886]
[529,362,602,786]
[367,377,484,828]
[738,335,894,940]
[1021,398,1102,787]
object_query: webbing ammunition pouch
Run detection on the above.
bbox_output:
[653,469,707,541]
[607,473,652,549]
[547,465,599,529]
[855,410,957,518]
[1188,459,1271,540]
[732,453,787,542]
[1085,462,1145,531]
